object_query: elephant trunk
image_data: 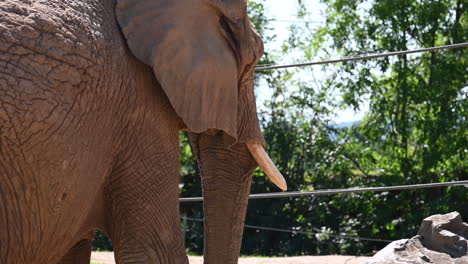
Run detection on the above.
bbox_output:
[189,133,256,264]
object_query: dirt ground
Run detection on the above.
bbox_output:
[91,252,370,264]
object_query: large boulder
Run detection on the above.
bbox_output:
[367,212,468,264]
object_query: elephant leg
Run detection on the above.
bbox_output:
[107,138,188,264]
[56,239,92,264]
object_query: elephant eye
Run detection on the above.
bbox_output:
[220,15,240,56]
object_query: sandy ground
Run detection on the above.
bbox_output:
[91,251,370,264]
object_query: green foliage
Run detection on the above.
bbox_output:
[319,0,467,180]
[179,132,204,253]
[315,0,468,238]
[92,231,113,251]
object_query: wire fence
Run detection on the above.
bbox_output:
[179,180,468,203]
[180,180,468,244]
[255,42,468,71]
[182,217,393,243]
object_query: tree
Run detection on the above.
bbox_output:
[308,0,468,252]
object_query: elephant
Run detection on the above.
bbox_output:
[0,0,287,263]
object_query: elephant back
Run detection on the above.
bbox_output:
[0,0,127,75]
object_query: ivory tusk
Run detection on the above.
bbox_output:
[246,143,287,191]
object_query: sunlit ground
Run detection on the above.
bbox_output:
[91,251,370,264]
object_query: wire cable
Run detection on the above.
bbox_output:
[255,42,468,71]
[182,217,393,243]
[179,180,468,203]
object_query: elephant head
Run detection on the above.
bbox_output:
[115,0,286,262]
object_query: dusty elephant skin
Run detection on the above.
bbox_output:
[367,212,468,264]
[0,0,268,263]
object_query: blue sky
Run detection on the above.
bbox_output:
[257,0,369,124]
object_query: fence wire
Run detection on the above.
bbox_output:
[255,42,468,71]
[182,217,393,243]
[179,180,468,203]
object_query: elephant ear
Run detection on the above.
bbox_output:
[116,0,239,139]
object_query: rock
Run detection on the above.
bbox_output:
[367,212,468,264]
[418,212,468,258]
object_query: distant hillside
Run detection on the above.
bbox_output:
[335,120,362,128]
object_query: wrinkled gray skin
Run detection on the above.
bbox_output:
[0,0,264,263]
